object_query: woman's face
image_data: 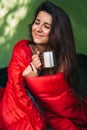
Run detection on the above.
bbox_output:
[32,11,52,45]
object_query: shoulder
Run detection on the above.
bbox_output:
[12,39,31,54]
[13,39,29,50]
[11,39,32,63]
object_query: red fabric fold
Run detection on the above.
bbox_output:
[25,72,87,129]
[0,40,45,130]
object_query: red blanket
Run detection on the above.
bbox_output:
[0,40,87,130]
[25,73,87,130]
[0,88,5,102]
[0,88,6,130]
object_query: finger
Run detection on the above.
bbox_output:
[32,55,38,61]
[30,62,37,72]
[32,54,40,60]
[32,57,40,63]
[36,51,40,56]
[22,65,32,76]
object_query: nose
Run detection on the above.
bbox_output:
[36,24,43,32]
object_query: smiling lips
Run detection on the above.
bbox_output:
[34,33,43,39]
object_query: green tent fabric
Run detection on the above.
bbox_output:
[0,0,87,68]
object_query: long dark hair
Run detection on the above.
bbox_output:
[29,1,84,97]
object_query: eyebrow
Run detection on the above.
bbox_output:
[35,19,52,26]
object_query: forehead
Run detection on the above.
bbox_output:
[36,11,52,23]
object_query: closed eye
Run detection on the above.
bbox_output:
[45,23,51,29]
[34,19,40,25]
[45,25,51,29]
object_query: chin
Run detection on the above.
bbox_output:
[33,40,42,45]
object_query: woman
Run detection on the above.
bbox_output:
[0,1,87,130]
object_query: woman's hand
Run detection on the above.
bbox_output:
[22,62,38,77]
[32,51,42,70]
[22,51,42,77]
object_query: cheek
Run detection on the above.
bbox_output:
[31,26,35,36]
[32,24,36,32]
[45,30,50,38]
